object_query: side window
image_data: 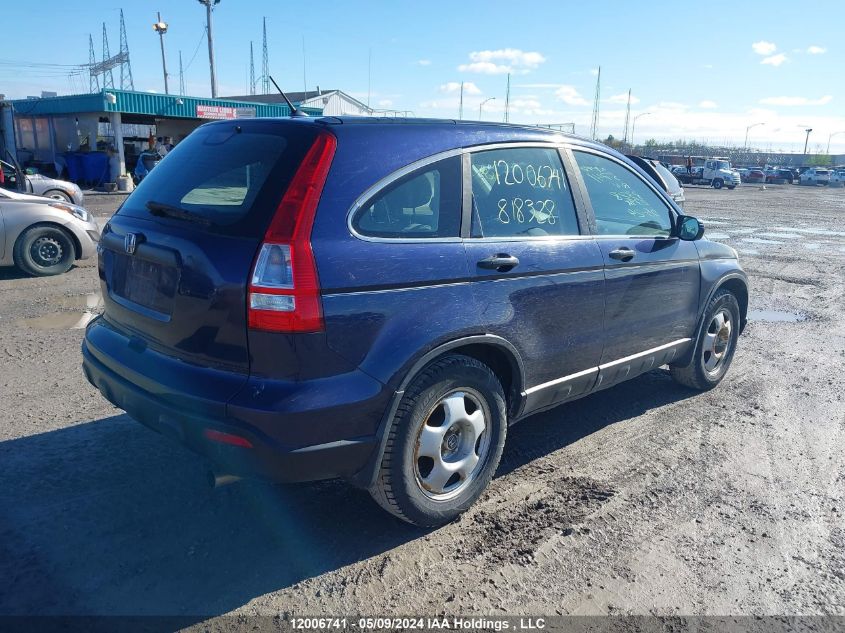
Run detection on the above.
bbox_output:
[470,147,580,238]
[352,156,461,238]
[573,151,673,237]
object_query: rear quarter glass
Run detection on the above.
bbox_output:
[117,121,321,238]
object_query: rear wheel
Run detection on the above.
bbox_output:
[670,289,740,391]
[713,179,723,189]
[370,354,507,527]
[13,225,75,276]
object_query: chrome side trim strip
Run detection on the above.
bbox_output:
[598,338,690,370]
[521,338,691,396]
[523,366,598,396]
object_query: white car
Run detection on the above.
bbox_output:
[0,186,99,276]
[829,170,845,187]
[800,168,832,185]
[1,158,85,205]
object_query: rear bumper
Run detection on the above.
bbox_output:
[81,319,385,484]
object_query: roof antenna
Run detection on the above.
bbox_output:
[269,75,308,118]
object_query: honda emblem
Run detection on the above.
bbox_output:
[124,233,137,255]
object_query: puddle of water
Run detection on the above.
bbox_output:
[17,292,103,331]
[741,237,784,245]
[706,232,730,240]
[700,219,728,225]
[758,232,800,239]
[748,309,806,323]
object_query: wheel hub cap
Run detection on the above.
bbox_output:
[703,310,732,374]
[414,390,491,501]
[31,237,63,267]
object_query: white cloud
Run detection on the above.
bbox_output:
[699,100,718,109]
[439,81,481,95]
[555,85,589,106]
[377,99,394,108]
[807,45,826,54]
[417,59,431,66]
[759,95,833,106]
[752,40,777,55]
[458,49,546,75]
[607,92,639,104]
[589,68,599,76]
[761,53,788,66]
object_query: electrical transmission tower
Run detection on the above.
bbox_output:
[101,23,115,89]
[589,66,601,139]
[249,41,256,95]
[88,12,134,92]
[89,35,99,92]
[179,51,186,95]
[261,17,270,94]
[118,9,134,90]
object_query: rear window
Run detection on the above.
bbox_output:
[118,122,318,236]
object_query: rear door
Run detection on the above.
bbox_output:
[569,148,700,387]
[462,145,606,412]
[98,121,320,397]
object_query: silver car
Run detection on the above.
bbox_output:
[1,158,85,205]
[0,187,99,276]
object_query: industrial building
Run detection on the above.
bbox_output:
[0,89,321,185]
[225,89,377,117]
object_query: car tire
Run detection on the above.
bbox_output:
[713,179,723,189]
[670,289,740,391]
[43,189,72,203]
[13,225,75,277]
[369,354,507,527]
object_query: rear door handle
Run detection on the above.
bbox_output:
[477,253,520,272]
[608,247,635,262]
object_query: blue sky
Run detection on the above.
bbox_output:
[2,1,844,152]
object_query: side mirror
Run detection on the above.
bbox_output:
[676,215,705,241]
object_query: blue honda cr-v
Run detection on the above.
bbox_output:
[82,117,748,526]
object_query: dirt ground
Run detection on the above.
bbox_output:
[0,185,843,619]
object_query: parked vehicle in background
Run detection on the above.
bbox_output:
[674,157,739,189]
[829,170,845,187]
[765,169,795,184]
[627,155,685,208]
[744,169,766,184]
[736,168,751,181]
[1,156,85,205]
[800,168,831,185]
[82,116,748,526]
[0,186,99,276]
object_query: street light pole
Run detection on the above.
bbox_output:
[153,13,169,95]
[744,122,764,151]
[197,0,220,98]
[803,128,813,155]
[826,131,845,154]
[479,97,495,120]
[631,112,652,151]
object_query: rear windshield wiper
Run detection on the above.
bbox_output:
[145,200,212,226]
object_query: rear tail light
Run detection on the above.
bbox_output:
[248,132,336,332]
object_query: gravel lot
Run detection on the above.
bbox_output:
[1,184,843,619]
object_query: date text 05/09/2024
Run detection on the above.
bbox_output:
[290,616,547,631]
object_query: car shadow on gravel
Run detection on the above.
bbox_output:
[0,368,696,617]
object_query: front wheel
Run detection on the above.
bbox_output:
[13,225,75,276]
[370,355,507,527]
[713,179,723,189]
[670,289,740,391]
